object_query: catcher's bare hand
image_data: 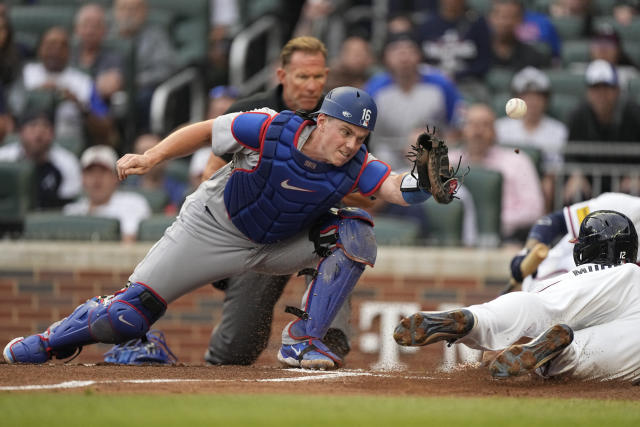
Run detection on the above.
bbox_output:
[116,153,156,181]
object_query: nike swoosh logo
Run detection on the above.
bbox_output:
[292,347,302,356]
[118,314,135,327]
[281,179,315,192]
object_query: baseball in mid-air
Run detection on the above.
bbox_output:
[506,97,527,119]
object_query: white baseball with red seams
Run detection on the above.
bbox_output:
[505,97,527,119]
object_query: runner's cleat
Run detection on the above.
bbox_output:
[489,324,574,378]
[394,309,476,346]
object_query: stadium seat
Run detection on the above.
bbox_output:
[34,0,111,6]
[466,0,492,14]
[423,200,464,247]
[484,68,515,94]
[490,91,512,118]
[531,0,551,13]
[174,19,209,67]
[548,93,581,123]
[592,0,617,15]
[501,145,544,178]
[23,213,121,241]
[593,16,640,43]
[561,39,590,66]
[165,159,190,187]
[147,0,210,21]
[137,214,177,242]
[623,41,640,68]
[545,69,586,97]
[0,161,34,232]
[54,136,83,157]
[463,168,503,247]
[373,215,421,246]
[124,188,168,214]
[9,6,76,51]
[550,16,584,41]
[628,77,640,104]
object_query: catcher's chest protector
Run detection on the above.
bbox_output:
[224,111,367,243]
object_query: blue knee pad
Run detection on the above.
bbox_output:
[289,208,376,340]
[48,282,167,351]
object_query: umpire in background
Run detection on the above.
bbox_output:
[203,36,344,365]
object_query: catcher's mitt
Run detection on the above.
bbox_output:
[407,126,466,204]
[103,330,178,365]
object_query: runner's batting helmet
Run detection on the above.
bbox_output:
[573,210,638,265]
[317,86,377,131]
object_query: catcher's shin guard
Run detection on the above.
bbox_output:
[49,282,167,349]
[5,282,167,363]
[287,208,376,354]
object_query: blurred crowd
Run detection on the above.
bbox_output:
[1,0,639,247]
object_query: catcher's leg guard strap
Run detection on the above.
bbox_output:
[289,211,376,340]
[48,282,167,350]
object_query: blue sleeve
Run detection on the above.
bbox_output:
[525,12,561,58]
[358,160,390,196]
[528,210,567,245]
[363,73,394,99]
[231,112,270,150]
[89,84,109,118]
[422,72,462,125]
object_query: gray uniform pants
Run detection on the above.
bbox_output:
[129,194,351,364]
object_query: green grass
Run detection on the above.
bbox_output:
[1,394,639,426]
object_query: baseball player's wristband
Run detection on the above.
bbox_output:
[401,173,431,204]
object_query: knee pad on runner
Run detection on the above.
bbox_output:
[47,282,167,351]
[288,208,376,341]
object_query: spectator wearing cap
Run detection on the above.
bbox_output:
[364,32,463,171]
[495,66,567,212]
[588,24,640,92]
[568,59,640,143]
[0,107,81,209]
[189,85,239,188]
[64,145,150,243]
[564,59,640,202]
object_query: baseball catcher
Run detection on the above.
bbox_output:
[4,86,458,370]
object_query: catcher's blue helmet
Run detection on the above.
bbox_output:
[317,86,377,131]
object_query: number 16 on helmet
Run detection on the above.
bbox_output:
[316,86,378,131]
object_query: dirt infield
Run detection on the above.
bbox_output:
[2,361,639,399]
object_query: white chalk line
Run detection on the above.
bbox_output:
[0,369,439,391]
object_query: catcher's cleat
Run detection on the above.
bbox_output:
[489,324,574,379]
[3,335,50,364]
[278,339,341,370]
[3,330,78,364]
[393,309,475,347]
